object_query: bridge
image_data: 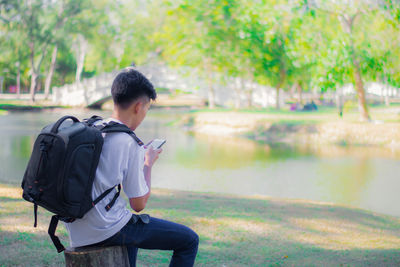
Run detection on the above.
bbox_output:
[51,64,278,108]
[52,64,209,108]
[1,62,399,109]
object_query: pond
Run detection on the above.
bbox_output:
[1,108,399,217]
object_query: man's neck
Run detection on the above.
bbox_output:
[111,109,138,130]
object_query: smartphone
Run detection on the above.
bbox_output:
[147,139,166,149]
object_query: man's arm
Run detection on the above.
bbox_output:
[129,146,161,212]
[129,165,151,212]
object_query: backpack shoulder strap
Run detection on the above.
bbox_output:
[100,121,144,146]
[91,121,144,219]
[84,115,103,126]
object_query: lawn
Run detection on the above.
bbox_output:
[1,184,399,266]
[182,105,400,147]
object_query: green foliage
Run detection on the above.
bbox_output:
[1,0,400,115]
[0,0,95,91]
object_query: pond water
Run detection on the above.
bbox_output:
[1,109,399,217]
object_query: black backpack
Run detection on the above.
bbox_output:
[21,115,144,253]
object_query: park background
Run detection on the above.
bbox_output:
[1,0,400,266]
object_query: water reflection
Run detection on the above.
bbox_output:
[175,134,263,170]
[1,110,399,217]
[1,135,33,182]
[316,158,374,204]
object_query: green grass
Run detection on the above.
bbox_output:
[0,99,42,107]
[0,100,67,111]
[190,104,400,122]
[0,100,29,105]
[0,103,43,111]
[1,185,400,266]
[183,105,400,147]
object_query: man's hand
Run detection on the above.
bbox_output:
[144,146,162,168]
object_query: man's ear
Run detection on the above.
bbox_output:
[132,100,142,114]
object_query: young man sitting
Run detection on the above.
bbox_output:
[64,67,199,267]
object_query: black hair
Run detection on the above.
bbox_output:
[111,68,156,109]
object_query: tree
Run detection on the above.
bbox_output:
[238,0,310,109]
[159,0,248,108]
[374,1,400,95]
[44,0,95,98]
[1,0,89,101]
[116,0,167,67]
[1,1,31,95]
[306,0,397,121]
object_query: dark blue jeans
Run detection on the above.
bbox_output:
[91,214,199,267]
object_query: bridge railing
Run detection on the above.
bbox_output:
[52,64,399,108]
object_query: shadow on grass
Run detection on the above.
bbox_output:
[193,234,400,266]
[0,196,22,202]
[144,190,400,266]
[149,190,400,232]
[1,185,399,266]
[0,230,66,267]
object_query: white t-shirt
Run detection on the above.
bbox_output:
[64,118,149,247]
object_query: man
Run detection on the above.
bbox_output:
[64,68,199,267]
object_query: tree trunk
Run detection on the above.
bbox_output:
[383,83,390,106]
[246,80,253,108]
[234,87,240,109]
[385,95,390,106]
[29,72,38,102]
[74,35,88,83]
[64,246,129,267]
[16,61,21,98]
[29,41,37,102]
[0,76,3,94]
[336,86,344,118]
[275,66,286,110]
[29,41,47,102]
[204,59,215,109]
[297,83,303,104]
[75,50,85,83]
[207,83,216,109]
[233,78,241,109]
[44,45,58,99]
[342,13,370,121]
[275,87,280,110]
[352,56,370,121]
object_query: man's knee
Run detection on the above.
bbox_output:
[178,224,199,250]
[188,229,199,249]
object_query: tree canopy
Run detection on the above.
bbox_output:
[1,0,399,118]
